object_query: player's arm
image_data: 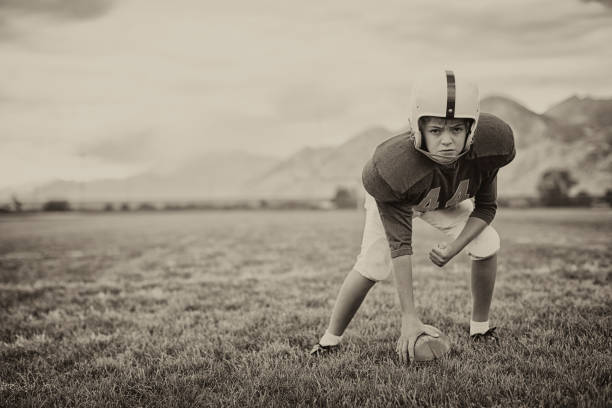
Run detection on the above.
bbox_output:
[392,254,438,363]
[376,200,439,363]
[430,173,498,267]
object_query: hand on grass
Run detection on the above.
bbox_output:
[429,242,458,267]
[396,318,439,364]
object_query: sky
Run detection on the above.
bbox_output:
[1,0,611,188]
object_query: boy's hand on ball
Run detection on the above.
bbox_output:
[429,242,457,267]
[397,318,439,364]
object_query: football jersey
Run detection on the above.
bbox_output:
[362,113,515,258]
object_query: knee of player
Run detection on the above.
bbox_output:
[467,226,500,261]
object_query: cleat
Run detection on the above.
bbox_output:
[310,343,340,356]
[471,327,499,344]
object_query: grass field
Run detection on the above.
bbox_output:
[1,209,611,407]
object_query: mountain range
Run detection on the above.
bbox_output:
[3,95,611,203]
[483,95,611,196]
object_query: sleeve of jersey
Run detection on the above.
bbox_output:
[362,158,399,203]
[376,200,414,258]
[362,158,414,257]
[470,171,498,224]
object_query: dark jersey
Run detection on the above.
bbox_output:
[362,113,515,258]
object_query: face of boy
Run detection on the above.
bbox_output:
[420,117,469,157]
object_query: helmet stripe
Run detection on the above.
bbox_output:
[445,70,455,118]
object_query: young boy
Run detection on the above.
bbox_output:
[311,70,516,363]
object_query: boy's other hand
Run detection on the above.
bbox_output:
[429,242,458,267]
[396,317,439,364]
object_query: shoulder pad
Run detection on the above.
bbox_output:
[467,113,516,168]
[372,131,434,194]
[362,159,397,202]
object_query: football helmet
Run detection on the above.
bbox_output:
[409,70,480,164]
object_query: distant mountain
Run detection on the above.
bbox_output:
[247,96,611,198]
[545,95,612,128]
[4,95,611,203]
[481,95,611,196]
[10,151,280,202]
[245,126,393,198]
[481,96,583,146]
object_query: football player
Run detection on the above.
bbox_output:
[311,70,516,363]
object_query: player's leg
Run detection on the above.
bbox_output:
[465,222,500,342]
[468,246,500,343]
[471,253,496,324]
[312,193,393,354]
[420,200,500,341]
[312,269,377,355]
[325,268,376,338]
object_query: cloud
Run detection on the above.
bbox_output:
[581,0,612,8]
[0,0,611,187]
[365,0,612,60]
[275,83,350,121]
[0,0,115,42]
[0,0,114,21]
[0,15,13,36]
[76,130,157,165]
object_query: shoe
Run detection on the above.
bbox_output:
[471,327,499,344]
[310,343,340,356]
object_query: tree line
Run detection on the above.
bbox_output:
[1,169,610,213]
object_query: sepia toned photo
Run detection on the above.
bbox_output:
[1,1,610,407]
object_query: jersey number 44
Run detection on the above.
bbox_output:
[414,179,470,212]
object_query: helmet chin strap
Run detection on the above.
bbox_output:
[415,146,468,165]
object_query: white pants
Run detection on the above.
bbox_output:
[354,193,500,282]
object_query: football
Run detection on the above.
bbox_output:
[413,325,451,362]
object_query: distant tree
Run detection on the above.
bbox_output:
[43,200,71,212]
[332,186,358,209]
[104,203,115,211]
[604,189,612,207]
[120,203,131,211]
[572,191,593,207]
[11,195,22,212]
[138,202,156,211]
[537,169,577,206]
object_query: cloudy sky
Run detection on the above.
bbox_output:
[1,0,611,188]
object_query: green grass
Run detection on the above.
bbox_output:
[1,209,611,407]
